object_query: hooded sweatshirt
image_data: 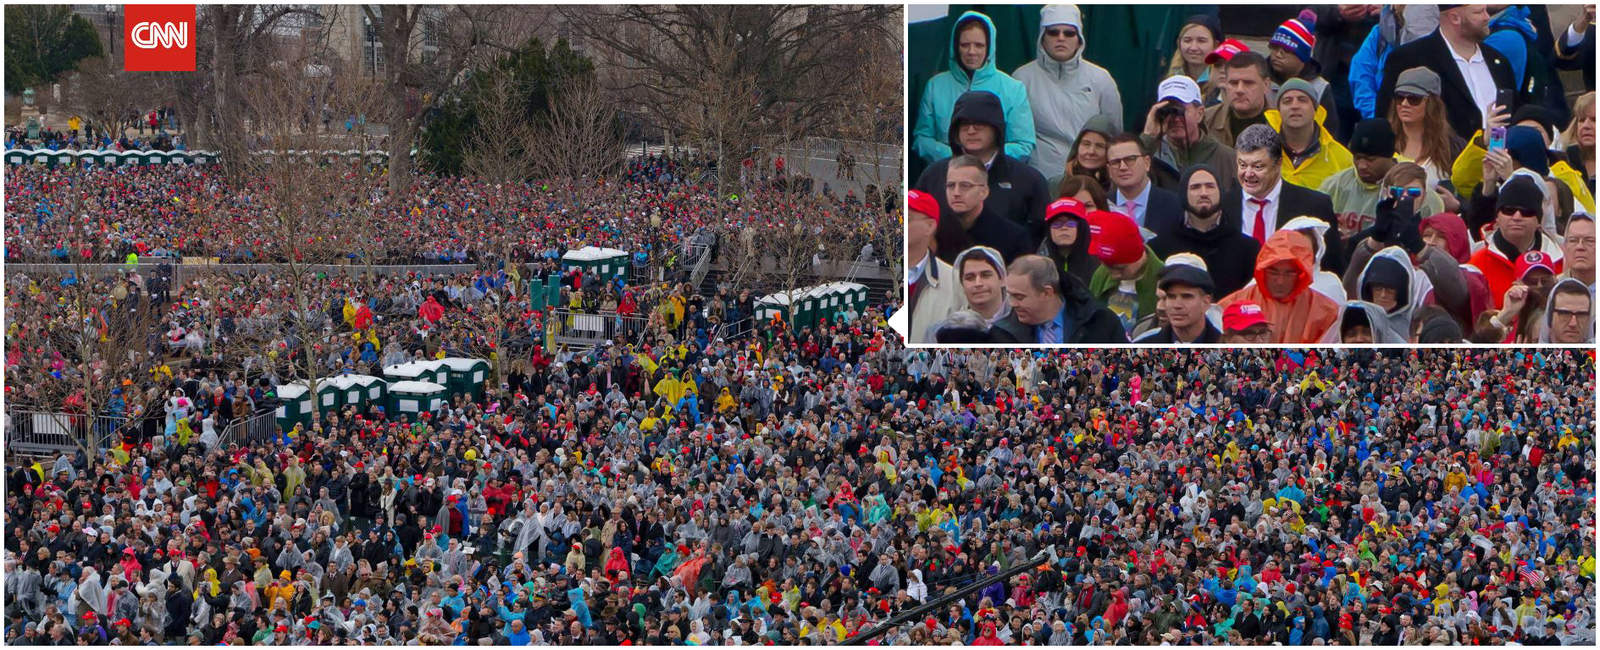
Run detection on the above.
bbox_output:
[1149,164,1262,297]
[1540,277,1595,343]
[1421,212,1494,325]
[913,12,1036,165]
[1352,246,1436,338]
[914,90,1050,248]
[1013,5,1124,181]
[1219,229,1341,343]
[1037,210,1103,288]
[1335,300,1408,343]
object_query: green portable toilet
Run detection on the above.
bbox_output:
[274,382,314,431]
[140,150,165,165]
[76,150,99,166]
[384,359,444,385]
[5,149,27,165]
[310,378,343,413]
[50,151,75,168]
[98,150,120,166]
[326,374,383,412]
[193,151,217,165]
[387,381,448,422]
[117,151,141,166]
[562,246,630,283]
[438,358,490,402]
[169,151,193,165]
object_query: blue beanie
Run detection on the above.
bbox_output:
[1505,125,1550,177]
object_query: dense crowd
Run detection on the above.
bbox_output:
[3,157,892,268]
[5,328,1595,645]
[908,4,1596,344]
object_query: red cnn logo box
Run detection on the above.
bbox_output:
[124,5,196,72]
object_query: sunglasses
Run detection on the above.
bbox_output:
[1397,94,1428,107]
[1049,217,1080,229]
[1498,207,1539,219]
[1045,27,1079,38]
[1388,186,1423,200]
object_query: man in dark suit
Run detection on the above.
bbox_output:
[1105,133,1183,239]
[914,91,1051,247]
[1222,124,1344,274]
[1377,4,1519,141]
[990,255,1127,344]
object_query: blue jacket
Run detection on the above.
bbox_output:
[1349,24,1389,119]
[1485,6,1535,87]
[912,12,1035,165]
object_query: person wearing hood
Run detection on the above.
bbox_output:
[913,11,1036,165]
[1055,117,1115,192]
[906,190,967,344]
[1266,11,1342,137]
[1485,5,1568,126]
[1541,277,1594,343]
[1134,256,1223,343]
[1421,211,1494,326]
[1150,163,1260,297]
[1351,5,1440,120]
[1223,124,1344,273]
[1265,78,1351,192]
[1085,210,1163,335]
[1141,75,1239,194]
[1342,195,1468,323]
[1335,300,1407,343]
[1469,172,1565,308]
[928,154,1032,266]
[953,246,1011,327]
[990,255,1128,344]
[1037,196,1103,287]
[916,90,1050,246]
[1347,245,1437,341]
[1219,229,1340,343]
[1280,215,1349,303]
[1013,5,1123,182]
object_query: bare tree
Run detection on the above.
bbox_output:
[461,72,540,184]
[528,77,622,185]
[563,5,899,188]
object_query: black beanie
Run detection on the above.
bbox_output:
[1360,257,1411,310]
[1417,314,1464,343]
[1182,14,1224,43]
[1348,119,1396,157]
[1497,175,1545,215]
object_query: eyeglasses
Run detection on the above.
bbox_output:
[1107,154,1144,169]
[945,181,984,193]
[1397,94,1428,107]
[1049,217,1079,229]
[1550,308,1591,322]
[1498,207,1538,219]
[1045,27,1079,39]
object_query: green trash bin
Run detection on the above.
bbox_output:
[387,381,448,423]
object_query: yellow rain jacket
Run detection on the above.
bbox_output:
[1266,106,1353,191]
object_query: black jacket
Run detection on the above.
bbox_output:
[1132,319,1224,344]
[1222,182,1345,274]
[933,203,1031,266]
[988,275,1128,344]
[1148,214,1263,298]
[1378,30,1519,142]
[1124,183,1186,241]
[1037,217,1103,288]
[914,91,1051,247]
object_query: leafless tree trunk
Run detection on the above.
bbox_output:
[461,73,538,184]
[529,78,622,185]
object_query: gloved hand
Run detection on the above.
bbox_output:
[1370,197,1400,246]
[1387,196,1424,255]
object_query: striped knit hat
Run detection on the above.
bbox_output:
[1269,9,1317,64]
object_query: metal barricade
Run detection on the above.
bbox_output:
[546,309,653,350]
[217,409,279,449]
[6,410,131,457]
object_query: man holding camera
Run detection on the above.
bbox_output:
[1140,75,1237,193]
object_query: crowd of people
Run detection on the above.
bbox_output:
[6,323,1595,645]
[909,4,1596,344]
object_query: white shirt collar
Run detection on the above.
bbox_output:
[909,253,931,286]
[1445,37,1484,65]
[1248,179,1284,206]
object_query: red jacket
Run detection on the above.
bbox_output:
[1468,230,1563,310]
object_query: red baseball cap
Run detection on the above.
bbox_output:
[1206,39,1249,65]
[907,189,940,223]
[1223,301,1269,332]
[1045,198,1088,224]
[1085,210,1144,265]
[1514,250,1556,280]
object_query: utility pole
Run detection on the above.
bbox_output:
[842,550,1052,646]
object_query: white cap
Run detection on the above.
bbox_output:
[1157,75,1202,106]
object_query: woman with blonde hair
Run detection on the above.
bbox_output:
[1165,15,1224,104]
[1561,91,1594,187]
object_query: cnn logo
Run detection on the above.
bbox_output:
[124,5,196,72]
[131,21,188,50]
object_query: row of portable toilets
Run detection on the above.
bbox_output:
[272,357,491,431]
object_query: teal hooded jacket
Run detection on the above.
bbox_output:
[912,11,1036,165]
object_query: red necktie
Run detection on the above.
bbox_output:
[1250,198,1269,244]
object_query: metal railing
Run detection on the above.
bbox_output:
[545,309,653,350]
[217,409,279,450]
[6,410,133,457]
[687,242,714,292]
[715,316,755,342]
